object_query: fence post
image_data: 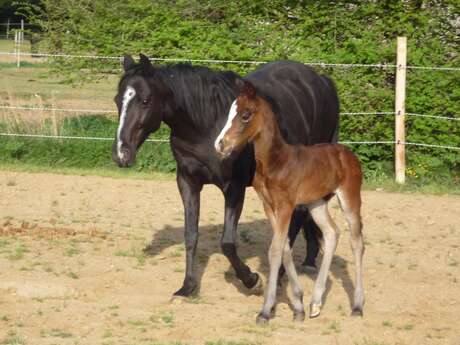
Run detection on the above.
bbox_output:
[395,36,407,184]
[15,31,21,68]
[6,18,10,39]
[20,19,24,41]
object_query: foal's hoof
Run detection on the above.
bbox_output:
[309,303,321,318]
[293,311,305,323]
[256,313,270,325]
[351,307,363,317]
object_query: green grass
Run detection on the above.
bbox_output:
[0,39,31,52]
[0,115,176,174]
[0,59,116,106]
[205,341,257,345]
[1,330,26,345]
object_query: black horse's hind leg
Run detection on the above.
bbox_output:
[278,207,320,283]
[301,216,320,269]
[173,173,202,298]
[221,183,259,289]
[278,206,306,283]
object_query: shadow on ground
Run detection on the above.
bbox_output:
[143,219,356,310]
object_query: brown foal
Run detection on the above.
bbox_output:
[215,81,365,323]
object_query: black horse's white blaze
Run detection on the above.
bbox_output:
[117,85,136,160]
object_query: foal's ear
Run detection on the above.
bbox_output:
[242,80,256,99]
[123,55,135,71]
[139,53,152,66]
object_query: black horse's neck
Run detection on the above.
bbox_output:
[153,64,241,138]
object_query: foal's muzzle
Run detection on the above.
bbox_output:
[215,138,233,158]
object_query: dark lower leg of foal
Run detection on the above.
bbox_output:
[221,184,259,289]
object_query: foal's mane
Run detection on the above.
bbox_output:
[122,62,241,130]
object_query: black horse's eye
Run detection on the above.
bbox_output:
[241,111,252,123]
[142,98,149,105]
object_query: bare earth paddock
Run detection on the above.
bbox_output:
[0,171,459,345]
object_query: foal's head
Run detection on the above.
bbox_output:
[215,81,264,157]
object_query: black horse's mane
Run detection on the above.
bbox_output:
[122,63,241,130]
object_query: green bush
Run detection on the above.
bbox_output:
[10,1,460,183]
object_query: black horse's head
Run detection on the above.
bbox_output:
[112,54,171,167]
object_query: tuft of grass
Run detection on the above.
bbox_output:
[205,341,257,345]
[403,323,414,331]
[66,271,79,279]
[328,320,341,333]
[1,330,26,345]
[382,320,392,327]
[47,329,73,338]
[7,244,29,260]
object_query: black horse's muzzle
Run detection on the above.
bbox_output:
[112,141,136,167]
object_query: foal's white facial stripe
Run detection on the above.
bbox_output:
[214,100,238,152]
[117,86,136,159]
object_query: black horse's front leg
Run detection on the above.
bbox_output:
[173,173,202,298]
[221,183,260,290]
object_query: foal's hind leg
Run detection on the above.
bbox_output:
[336,188,365,316]
[307,200,339,318]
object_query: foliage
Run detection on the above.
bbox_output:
[9,1,460,182]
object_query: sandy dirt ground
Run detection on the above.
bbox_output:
[0,170,459,345]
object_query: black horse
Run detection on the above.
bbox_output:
[112,54,339,298]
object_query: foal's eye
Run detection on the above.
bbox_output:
[241,111,252,123]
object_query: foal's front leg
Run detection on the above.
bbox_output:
[257,206,292,324]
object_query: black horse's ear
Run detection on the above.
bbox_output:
[123,55,135,71]
[242,80,256,99]
[139,53,151,66]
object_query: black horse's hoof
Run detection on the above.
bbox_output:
[256,312,270,325]
[244,272,260,289]
[351,307,363,317]
[172,280,198,299]
[301,262,317,273]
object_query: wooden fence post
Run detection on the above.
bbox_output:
[6,18,10,39]
[15,31,21,68]
[395,36,407,184]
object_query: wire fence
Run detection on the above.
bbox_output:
[1,51,460,71]
[0,47,459,160]
[1,131,459,151]
[1,105,458,122]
